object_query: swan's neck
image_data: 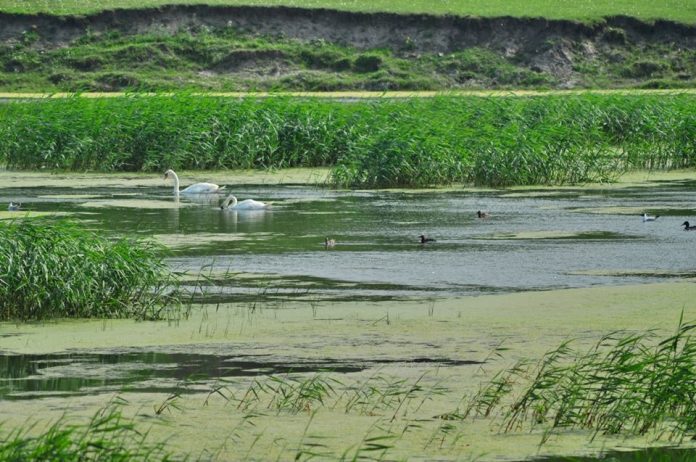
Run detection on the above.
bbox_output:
[170,171,180,195]
[223,195,237,209]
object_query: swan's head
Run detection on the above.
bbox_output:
[163,169,174,180]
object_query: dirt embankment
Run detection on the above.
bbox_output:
[0,5,694,89]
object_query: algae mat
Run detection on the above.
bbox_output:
[2,282,695,460]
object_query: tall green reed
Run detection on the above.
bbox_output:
[465,316,696,442]
[0,401,181,461]
[0,219,179,320]
[0,94,693,187]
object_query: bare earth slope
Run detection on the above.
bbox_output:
[0,5,694,90]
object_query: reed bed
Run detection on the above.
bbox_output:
[0,94,693,187]
[0,220,179,320]
[0,403,180,461]
[464,317,696,443]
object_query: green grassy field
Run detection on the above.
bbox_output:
[0,0,694,23]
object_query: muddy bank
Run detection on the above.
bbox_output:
[0,5,694,90]
[1,6,694,52]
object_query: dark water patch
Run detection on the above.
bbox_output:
[0,351,363,400]
[0,350,483,400]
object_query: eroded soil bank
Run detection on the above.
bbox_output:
[0,5,694,90]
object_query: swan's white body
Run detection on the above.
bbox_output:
[220,194,268,210]
[642,213,659,222]
[164,169,221,195]
[8,202,20,211]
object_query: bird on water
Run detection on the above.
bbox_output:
[419,234,436,244]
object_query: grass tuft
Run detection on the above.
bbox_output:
[0,219,179,321]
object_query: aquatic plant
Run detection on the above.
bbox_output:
[0,94,693,187]
[465,316,696,442]
[0,220,179,320]
[0,402,180,461]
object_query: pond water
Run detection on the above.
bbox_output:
[3,177,696,302]
[2,174,696,460]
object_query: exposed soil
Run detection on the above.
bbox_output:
[0,5,694,89]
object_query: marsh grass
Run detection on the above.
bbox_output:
[1,94,693,187]
[0,401,180,461]
[464,316,696,443]
[0,219,179,320]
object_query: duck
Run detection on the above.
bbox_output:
[419,234,436,244]
[324,237,336,248]
[477,210,490,219]
[220,194,269,210]
[7,202,21,211]
[682,221,696,231]
[641,213,659,222]
[164,169,222,196]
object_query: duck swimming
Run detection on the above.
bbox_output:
[7,202,20,211]
[477,210,489,219]
[682,221,696,231]
[419,234,436,244]
[324,237,336,248]
[641,213,659,222]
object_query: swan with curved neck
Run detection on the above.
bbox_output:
[164,169,222,195]
[220,194,268,210]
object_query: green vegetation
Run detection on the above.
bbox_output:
[1,94,694,187]
[0,0,694,23]
[0,403,179,461]
[1,27,693,92]
[0,220,178,320]
[465,317,696,443]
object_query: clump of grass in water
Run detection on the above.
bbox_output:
[0,219,179,320]
[0,401,181,461]
[464,315,696,443]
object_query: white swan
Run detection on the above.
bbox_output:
[641,213,659,222]
[8,202,21,211]
[220,194,269,210]
[164,169,222,195]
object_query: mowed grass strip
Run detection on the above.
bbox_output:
[0,0,694,23]
[1,89,695,98]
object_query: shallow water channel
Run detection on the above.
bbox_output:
[4,176,696,300]
[2,173,696,460]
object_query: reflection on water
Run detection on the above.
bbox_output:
[2,180,696,301]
